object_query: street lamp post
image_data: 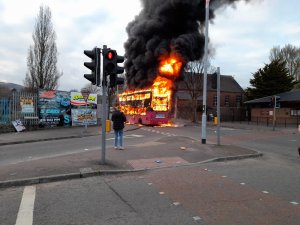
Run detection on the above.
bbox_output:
[201,0,210,144]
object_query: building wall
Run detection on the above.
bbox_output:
[207,90,243,108]
[250,108,300,124]
[173,73,246,122]
[176,90,246,122]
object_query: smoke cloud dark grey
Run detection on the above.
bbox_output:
[124,0,250,89]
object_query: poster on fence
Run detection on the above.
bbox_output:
[70,92,97,126]
[38,90,71,127]
[20,97,34,113]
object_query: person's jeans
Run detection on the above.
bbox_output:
[114,129,123,147]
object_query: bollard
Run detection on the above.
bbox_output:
[106,120,111,133]
[214,117,218,125]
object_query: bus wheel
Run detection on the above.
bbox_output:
[138,118,143,125]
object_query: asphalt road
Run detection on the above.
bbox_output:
[0,128,156,165]
[0,174,207,225]
[1,125,299,225]
[2,163,299,225]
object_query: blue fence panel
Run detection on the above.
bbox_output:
[0,97,11,124]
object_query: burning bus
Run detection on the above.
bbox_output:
[118,56,182,125]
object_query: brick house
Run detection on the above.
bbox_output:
[244,90,300,125]
[174,73,245,122]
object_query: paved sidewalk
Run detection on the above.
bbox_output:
[0,120,267,188]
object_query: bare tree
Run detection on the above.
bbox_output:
[24,5,62,91]
[82,83,101,94]
[269,44,300,82]
[183,60,215,122]
[184,61,214,122]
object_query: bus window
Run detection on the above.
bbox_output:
[144,98,151,107]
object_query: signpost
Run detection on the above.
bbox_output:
[81,88,91,132]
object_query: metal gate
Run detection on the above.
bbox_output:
[11,91,39,126]
[0,91,39,126]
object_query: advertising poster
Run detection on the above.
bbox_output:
[12,119,26,132]
[71,92,97,126]
[38,90,71,127]
[20,97,34,113]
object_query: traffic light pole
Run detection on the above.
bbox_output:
[101,79,107,164]
[101,45,108,164]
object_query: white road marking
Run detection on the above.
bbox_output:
[15,185,36,225]
[128,134,144,137]
[290,201,299,205]
[106,134,145,141]
[262,191,269,194]
[173,202,180,206]
[240,182,246,185]
[142,128,177,137]
[159,192,165,195]
[193,216,201,221]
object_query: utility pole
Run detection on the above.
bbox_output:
[216,67,221,145]
[201,0,210,144]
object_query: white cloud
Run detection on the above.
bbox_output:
[0,0,142,91]
[209,0,300,88]
[0,0,299,91]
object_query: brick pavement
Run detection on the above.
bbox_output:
[145,166,300,225]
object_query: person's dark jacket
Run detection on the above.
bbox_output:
[111,110,126,130]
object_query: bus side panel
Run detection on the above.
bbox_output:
[147,111,170,125]
[124,111,171,125]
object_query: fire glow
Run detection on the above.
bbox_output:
[159,56,182,77]
[119,56,183,124]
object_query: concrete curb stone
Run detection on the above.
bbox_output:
[0,152,263,189]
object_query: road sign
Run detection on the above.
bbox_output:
[81,89,90,102]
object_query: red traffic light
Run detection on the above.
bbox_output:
[106,51,115,60]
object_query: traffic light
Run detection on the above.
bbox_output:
[275,95,280,108]
[109,74,125,88]
[83,47,101,86]
[102,49,124,75]
[102,48,125,88]
[269,96,274,107]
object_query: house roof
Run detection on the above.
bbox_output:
[176,72,244,93]
[175,91,203,100]
[244,90,300,104]
[210,74,244,92]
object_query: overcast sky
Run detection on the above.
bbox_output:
[0,0,299,91]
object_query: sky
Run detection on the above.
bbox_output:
[0,0,299,91]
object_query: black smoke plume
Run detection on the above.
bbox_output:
[124,0,250,89]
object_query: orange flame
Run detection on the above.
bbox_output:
[119,56,183,122]
[159,56,182,77]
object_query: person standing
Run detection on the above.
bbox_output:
[111,105,127,150]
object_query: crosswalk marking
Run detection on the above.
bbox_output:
[15,185,36,225]
[141,127,176,136]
